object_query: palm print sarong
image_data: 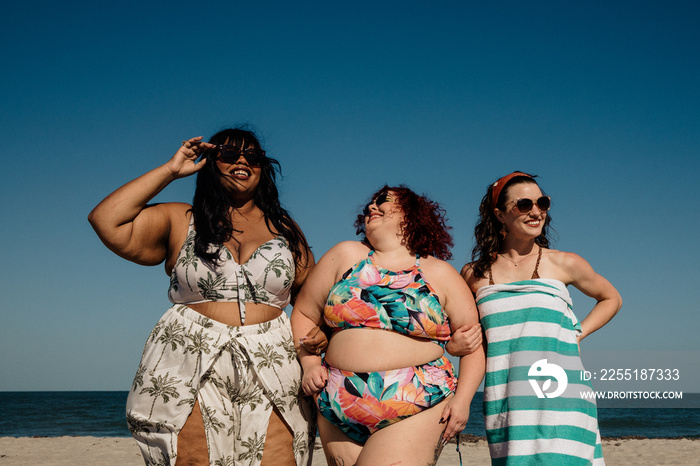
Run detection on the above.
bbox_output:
[126,304,314,466]
[316,355,456,443]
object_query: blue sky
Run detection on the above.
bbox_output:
[1,1,698,394]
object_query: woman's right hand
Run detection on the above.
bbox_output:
[299,325,330,355]
[88,136,215,265]
[164,136,214,179]
[301,364,328,396]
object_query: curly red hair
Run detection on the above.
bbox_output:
[354,185,453,260]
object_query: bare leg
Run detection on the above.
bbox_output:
[176,399,209,465]
[356,397,451,466]
[318,413,363,466]
[261,406,296,466]
[177,404,297,466]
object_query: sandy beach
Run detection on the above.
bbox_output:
[0,436,698,465]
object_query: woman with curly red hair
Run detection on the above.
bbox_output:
[291,185,485,465]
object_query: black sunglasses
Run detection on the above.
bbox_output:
[215,145,266,166]
[363,192,394,216]
[506,196,551,213]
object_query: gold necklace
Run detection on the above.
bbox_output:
[498,247,538,266]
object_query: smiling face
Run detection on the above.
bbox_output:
[215,138,262,195]
[364,190,405,236]
[495,181,547,240]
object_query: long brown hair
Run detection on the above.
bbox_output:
[192,128,310,268]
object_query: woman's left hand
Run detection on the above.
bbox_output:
[439,395,471,444]
[446,324,482,357]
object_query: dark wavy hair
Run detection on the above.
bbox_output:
[191,128,310,268]
[471,172,553,279]
[354,185,453,260]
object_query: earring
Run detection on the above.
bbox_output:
[500,225,507,239]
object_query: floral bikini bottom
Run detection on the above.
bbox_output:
[316,355,456,443]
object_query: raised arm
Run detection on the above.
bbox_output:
[558,252,622,341]
[87,137,213,265]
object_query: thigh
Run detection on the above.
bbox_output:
[318,413,363,466]
[176,399,209,466]
[357,397,450,466]
[260,406,295,466]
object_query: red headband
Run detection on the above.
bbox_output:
[491,171,532,207]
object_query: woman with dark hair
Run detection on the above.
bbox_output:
[460,171,621,465]
[291,185,485,465]
[88,129,314,466]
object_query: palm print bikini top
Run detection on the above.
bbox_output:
[323,251,451,347]
[168,216,295,323]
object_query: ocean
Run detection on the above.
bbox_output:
[0,391,698,438]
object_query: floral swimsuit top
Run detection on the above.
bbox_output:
[323,251,451,347]
[168,216,295,323]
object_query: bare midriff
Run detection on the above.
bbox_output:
[188,302,283,327]
[324,328,444,373]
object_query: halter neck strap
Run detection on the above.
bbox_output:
[367,250,421,268]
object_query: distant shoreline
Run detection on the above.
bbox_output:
[3,391,698,439]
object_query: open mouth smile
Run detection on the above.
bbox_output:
[230,166,252,179]
[367,212,383,223]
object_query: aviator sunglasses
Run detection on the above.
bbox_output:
[215,145,266,166]
[363,191,394,216]
[505,196,551,214]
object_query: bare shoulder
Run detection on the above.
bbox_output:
[314,241,369,274]
[420,257,464,294]
[128,201,191,245]
[460,262,475,281]
[161,202,192,223]
[420,255,459,276]
[460,261,486,294]
[422,257,476,323]
[298,241,368,302]
[545,249,590,270]
[324,240,369,260]
[153,202,192,240]
[543,249,595,284]
[157,204,191,269]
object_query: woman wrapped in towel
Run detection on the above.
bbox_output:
[459,172,622,465]
[291,186,485,466]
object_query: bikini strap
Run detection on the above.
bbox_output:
[488,246,541,284]
[366,250,378,270]
[414,254,421,267]
[531,246,542,279]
